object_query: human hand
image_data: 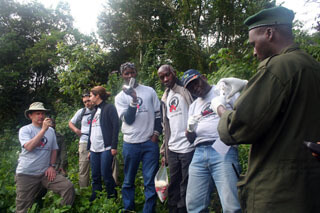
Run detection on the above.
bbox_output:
[210,96,226,114]
[75,129,82,137]
[185,130,197,144]
[150,134,159,143]
[42,118,52,131]
[123,85,137,100]
[187,115,202,132]
[111,149,117,156]
[161,156,166,166]
[87,152,91,160]
[218,77,248,99]
[45,166,56,182]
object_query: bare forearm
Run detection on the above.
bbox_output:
[50,149,57,165]
[23,129,47,151]
[45,150,57,181]
[68,121,81,136]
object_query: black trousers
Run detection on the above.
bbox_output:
[167,149,194,213]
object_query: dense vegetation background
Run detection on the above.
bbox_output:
[0,0,319,212]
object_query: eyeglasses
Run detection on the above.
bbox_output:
[82,93,90,97]
[83,100,91,104]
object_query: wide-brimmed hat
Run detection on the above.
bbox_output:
[24,102,49,119]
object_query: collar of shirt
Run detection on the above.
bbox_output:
[95,101,105,109]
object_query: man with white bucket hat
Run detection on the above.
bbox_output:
[15,102,75,213]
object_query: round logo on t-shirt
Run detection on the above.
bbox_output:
[201,102,214,117]
[87,116,91,125]
[137,97,143,108]
[169,96,179,112]
[38,136,48,147]
[92,114,100,126]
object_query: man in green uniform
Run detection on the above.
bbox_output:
[210,6,320,212]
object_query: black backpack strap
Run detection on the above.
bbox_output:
[80,107,87,121]
[75,107,86,124]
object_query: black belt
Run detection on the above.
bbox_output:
[195,140,216,147]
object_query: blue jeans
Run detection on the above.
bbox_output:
[122,140,159,213]
[186,145,241,213]
[90,150,116,201]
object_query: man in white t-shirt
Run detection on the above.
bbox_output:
[16,102,75,213]
[115,62,162,213]
[69,93,93,188]
[181,70,241,213]
[158,65,194,213]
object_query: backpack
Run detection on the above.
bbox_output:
[76,108,91,124]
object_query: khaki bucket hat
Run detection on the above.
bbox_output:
[24,102,50,119]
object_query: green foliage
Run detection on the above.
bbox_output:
[0,127,20,212]
[207,42,259,83]
[56,40,124,104]
[97,0,274,75]
[0,0,74,124]
[2,0,320,212]
[293,21,320,61]
[238,145,250,174]
[57,42,105,100]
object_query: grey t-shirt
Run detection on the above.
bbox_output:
[70,108,92,143]
[115,84,161,143]
[166,89,194,153]
[16,124,58,175]
[189,86,238,154]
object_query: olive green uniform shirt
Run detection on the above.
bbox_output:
[218,45,320,212]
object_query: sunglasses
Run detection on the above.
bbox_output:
[83,100,91,104]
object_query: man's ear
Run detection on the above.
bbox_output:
[266,27,274,41]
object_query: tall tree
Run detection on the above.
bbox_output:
[0,0,74,123]
[56,39,123,103]
[97,0,274,79]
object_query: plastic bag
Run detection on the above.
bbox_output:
[112,157,119,185]
[154,165,169,203]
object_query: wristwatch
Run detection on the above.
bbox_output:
[49,163,56,167]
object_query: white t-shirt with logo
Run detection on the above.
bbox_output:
[115,84,160,143]
[70,108,92,143]
[188,86,238,154]
[166,90,194,153]
[90,107,111,152]
[16,124,58,175]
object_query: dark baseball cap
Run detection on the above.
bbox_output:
[181,69,201,88]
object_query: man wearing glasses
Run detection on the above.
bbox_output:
[69,93,94,188]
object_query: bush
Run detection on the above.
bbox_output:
[0,127,20,212]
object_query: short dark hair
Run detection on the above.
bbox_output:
[82,93,90,98]
[120,62,136,74]
[158,64,175,74]
[90,86,110,101]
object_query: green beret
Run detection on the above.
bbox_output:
[244,6,294,30]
